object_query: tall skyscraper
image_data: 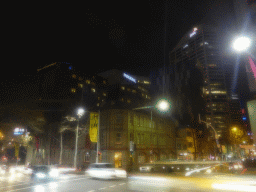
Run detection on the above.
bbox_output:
[169,24,229,137]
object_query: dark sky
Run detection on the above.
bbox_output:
[2,0,222,86]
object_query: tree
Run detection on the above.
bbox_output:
[226,125,249,159]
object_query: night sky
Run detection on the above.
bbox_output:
[1,0,252,105]
[1,1,226,84]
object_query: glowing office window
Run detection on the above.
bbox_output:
[78,83,83,88]
[71,88,76,93]
[86,80,90,84]
[91,88,96,93]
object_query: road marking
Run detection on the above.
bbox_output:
[109,185,116,187]
[6,176,89,192]
[99,187,106,190]
[119,183,126,185]
[88,190,95,192]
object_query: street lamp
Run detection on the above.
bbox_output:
[232,36,251,52]
[74,108,85,169]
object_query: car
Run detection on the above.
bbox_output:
[86,163,127,180]
[31,165,59,181]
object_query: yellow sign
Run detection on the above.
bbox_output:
[14,143,19,157]
[90,112,99,142]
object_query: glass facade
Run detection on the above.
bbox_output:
[170,24,229,134]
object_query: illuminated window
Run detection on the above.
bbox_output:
[91,88,96,93]
[142,93,144,96]
[78,83,83,88]
[72,74,76,78]
[97,103,99,106]
[127,99,131,103]
[71,88,76,93]
[98,97,100,100]
[103,92,106,96]
[121,86,125,90]
[86,80,90,84]
[146,95,148,98]
[103,80,106,84]
[211,91,226,94]
[144,81,150,84]
[132,90,136,93]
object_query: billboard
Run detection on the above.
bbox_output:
[89,112,99,142]
[245,56,256,92]
[247,100,256,144]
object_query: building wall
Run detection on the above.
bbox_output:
[99,109,176,170]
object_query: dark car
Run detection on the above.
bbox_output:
[31,165,60,181]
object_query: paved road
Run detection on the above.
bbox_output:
[1,171,256,192]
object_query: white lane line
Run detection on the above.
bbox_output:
[119,183,126,185]
[99,187,106,190]
[109,185,116,187]
[0,175,86,190]
[7,176,89,192]
[0,181,34,189]
[88,190,95,192]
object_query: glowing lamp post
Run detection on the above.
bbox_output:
[74,108,85,169]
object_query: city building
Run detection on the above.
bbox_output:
[98,69,152,109]
[169,24,229,137]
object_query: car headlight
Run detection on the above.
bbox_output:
[49,169,59,177]
[36,173,46,178]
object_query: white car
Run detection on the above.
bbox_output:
[86,163,127,179]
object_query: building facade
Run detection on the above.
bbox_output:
[169,24,229,137]
[99,109,176,170]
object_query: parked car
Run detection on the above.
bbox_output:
[86,163,127,179]
[31,165,59,181]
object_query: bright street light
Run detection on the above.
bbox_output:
[77,108,85,117]
[156,99,170,111]
[232,36,251,52]
[232,127,237,132]
[74,108,85,169]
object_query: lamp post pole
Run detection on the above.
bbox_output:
[74,118,79,169]
[74,108,85,169]
[60,131,63,165]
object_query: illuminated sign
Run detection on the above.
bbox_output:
[14,128,25,135]
[189,27,198,38]
[123,73,136,83]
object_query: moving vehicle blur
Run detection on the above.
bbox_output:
[31,165,59,181]
[86,163,127,179]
